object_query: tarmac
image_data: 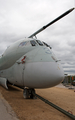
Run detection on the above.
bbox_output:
[0,83,75,120]
[0,92,19,120]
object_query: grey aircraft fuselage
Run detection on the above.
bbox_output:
[0,38,64,89]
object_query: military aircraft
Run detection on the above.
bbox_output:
[0,8,74,99]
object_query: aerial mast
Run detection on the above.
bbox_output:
[29,8,74,38]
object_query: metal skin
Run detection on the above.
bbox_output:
[0,38,64,89]
[0,38,34,70]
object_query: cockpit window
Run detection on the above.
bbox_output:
[36,40,44,46]
[30,40,37,46]
[43,42,52,49]
[43,42,49,47]
[19,41,30,47]
[19,42,27,47]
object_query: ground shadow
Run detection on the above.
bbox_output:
[8,84,22,92]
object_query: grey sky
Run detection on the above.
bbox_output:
[0,0,75,75]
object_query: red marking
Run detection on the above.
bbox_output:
[72,77,74,80]
[21,56,26,64]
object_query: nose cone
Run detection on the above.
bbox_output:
[24,47,64,88]
[24,62,64,88]
[41,62,64,88]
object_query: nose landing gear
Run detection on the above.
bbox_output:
[23,88,36,99]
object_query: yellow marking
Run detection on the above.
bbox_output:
[58,66,60,70]
[57,64,60,70]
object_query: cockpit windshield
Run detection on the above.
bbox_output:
[30,40,44,46]
[36,40,44,46]
[30,40,51,47]
[30,40,37,46]
[43,41,52,49]
[43,42,49,47]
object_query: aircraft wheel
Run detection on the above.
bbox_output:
[23,88,29,99]
[30,89,37,99]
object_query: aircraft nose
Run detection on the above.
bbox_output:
[35,62,64,88]
[24,62,64,88]
[42,62,64,88]
[24,47,64,88]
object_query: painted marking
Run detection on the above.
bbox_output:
[44,48,52,54]
[21,56,26,64]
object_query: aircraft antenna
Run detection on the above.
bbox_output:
[29,8,75,38]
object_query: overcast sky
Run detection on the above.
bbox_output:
[0,0,75,75]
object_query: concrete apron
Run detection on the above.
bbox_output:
[0,92,19,120]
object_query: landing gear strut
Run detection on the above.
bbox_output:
[23,88,36,99]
